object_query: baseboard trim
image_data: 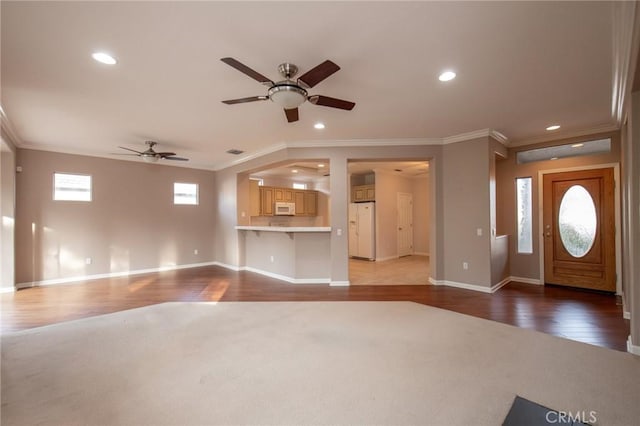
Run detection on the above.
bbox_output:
[624,311,631,320]
[330,280,350,287]
[15,261,218,289]
[429,277,507,294]
[509,276,543,285]
[212,261,243,272]
[491,277,511,293]
[413,252,429,257]
[242,266,330,284]
[375,255,398,262]
[0,287,16,294]
[627,336,640,356]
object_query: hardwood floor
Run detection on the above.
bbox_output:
[349,255,430,285]
[1,265,630,351]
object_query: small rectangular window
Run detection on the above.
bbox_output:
[292,182,307,190]
[54,173,92,201]
[174,182,198,205]
[516,177,533,254]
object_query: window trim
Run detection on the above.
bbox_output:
[53,172,92,202]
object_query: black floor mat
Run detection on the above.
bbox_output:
[503,396,591,425]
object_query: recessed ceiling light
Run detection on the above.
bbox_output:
[550,157,558,161]
[318,164,325,168]
[92,52,117,65]
[571,143,584,148]
[314,122,325,129]
[546,125,561,131]
[291,169,298,173]
[438,71,456,82]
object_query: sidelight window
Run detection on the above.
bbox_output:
[516,177,533,254]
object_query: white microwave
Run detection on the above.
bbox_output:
[274,202,296,215]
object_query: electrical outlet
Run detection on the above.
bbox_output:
[337,229,342,236]
[194,249,198,255]
[85,257,92,265]
[476,228,483,236]
[270,255,274,263]
[241,211,246,217]
[463,262,469,270]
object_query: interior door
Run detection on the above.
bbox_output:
[542,168,615,292]
[397,193,413,257]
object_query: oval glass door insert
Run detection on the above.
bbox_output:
[558,185,597,258]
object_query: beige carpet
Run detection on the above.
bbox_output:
[2,302,639,425]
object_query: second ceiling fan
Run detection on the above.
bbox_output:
[220,57,355,123]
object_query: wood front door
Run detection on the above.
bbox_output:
[542,168,615,292]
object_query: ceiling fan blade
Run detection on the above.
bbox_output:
[220,58,274,85]
[222,96,269,105]
[155,152,176,156]
[118,146,143,154]
[308,95,355,110]
[297,60,340,88]
[163,156,189,161]
[284,108,299,123]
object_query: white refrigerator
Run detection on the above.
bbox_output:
[349,202,375,260]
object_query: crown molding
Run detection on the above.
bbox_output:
[508,123,620,148]
[441,128,509,146]
[287,137,441,148]
[214,130,507,171]
[17,144,217,171]
[611,1,638,126]
[0,104,23,149]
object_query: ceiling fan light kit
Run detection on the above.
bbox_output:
[221,57,355,123]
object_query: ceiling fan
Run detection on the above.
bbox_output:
[220,57,356,123]
[117,141,189,163]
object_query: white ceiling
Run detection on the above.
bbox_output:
[0,1,621,170]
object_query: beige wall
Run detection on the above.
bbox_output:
[495,131,621,282]
[442,138,492,287]
[1,137,16,290]
[412,175,430,255]
[15,149,216,284]
[490,138,509,285]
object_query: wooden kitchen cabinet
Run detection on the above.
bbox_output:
[303,191,317,215]
[294,190,318,216]
[294,191,305,215]
[249,180,261,216]
[260,187,274,215]
[352,184,375,202]
[258,185,317,216]
[274,187,294,202]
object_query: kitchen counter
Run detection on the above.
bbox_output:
[236,225,331,284]
[235,226,331,233]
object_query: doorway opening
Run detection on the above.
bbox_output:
[347,159,431,285]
